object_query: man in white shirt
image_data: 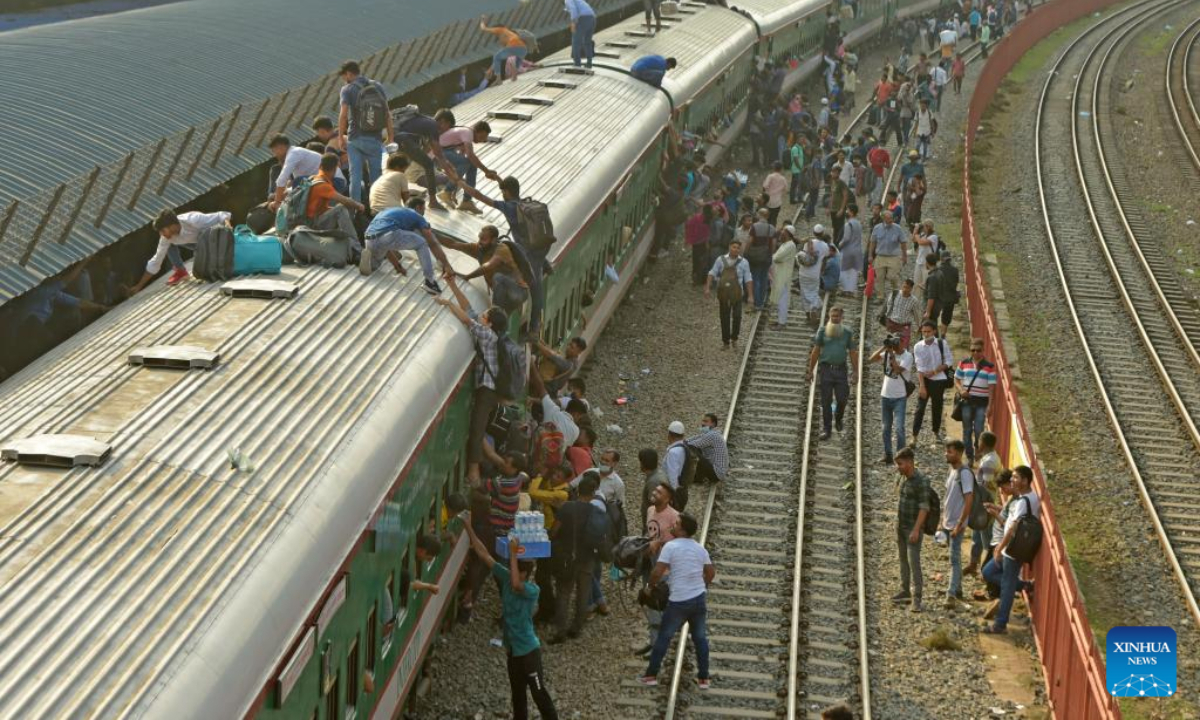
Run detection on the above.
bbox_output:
[570,448,626,507]
[983,465,1039,633]
[870,334,913,464]
[941,439,974,609]
[638,514,715,689]
[797,226,831,324]
[911,320,951,446]
[705,240,754,348]
[266,134,345,211]
[929,64,949,111]
[761,161,788,226]
[127,209,232,294]
[663,420,690,510]
[967,431,1002,575]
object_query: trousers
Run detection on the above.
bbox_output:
[644,593,710,679]
[912,377,948,438]
[507,649,559,720]
[554,559,594,635]
[897,526,923,599]
[718,298,743,345]
[819,363,849,432]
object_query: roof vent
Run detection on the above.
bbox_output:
[220,278,299,299]
[559,67,595,76]
[606,40,639,47]
[594,50,622,59]
[1,434,112,468]
[128,345,220,370]
[623,30,654,38]
[486,110,534,121]
[538,80,578,90]
[513,96,555,107]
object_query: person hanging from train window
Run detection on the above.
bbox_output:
[435,275,509,485]
[380,533,443,637]
[126,209,232,294]
[452,175,551,336]
[630,55,677,88]
[438,224,529,315]
[433,110,501,215]
[537,336,587,397]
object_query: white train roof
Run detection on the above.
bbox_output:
[542,2,758,106]
[427,65,670,262]
[0,258,489,718]
[732,0,829,36]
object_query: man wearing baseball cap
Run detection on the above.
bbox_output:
[663,421,691,511]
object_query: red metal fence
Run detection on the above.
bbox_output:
[961,0,1126,717]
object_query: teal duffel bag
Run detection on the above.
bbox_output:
[232,224,283,276]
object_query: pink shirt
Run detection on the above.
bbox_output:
[647,504,681,553]
[438,127,474,153]
[762,172,788,209]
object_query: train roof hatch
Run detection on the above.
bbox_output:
[1,434,112,468]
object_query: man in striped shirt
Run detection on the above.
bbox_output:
[954,340,998,465]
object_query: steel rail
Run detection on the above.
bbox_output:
[1034,0,1200,627]
[1165,16,1200,170]
[1084,5,1200,387]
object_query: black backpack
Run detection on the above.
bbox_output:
[354,80,389,135]
[962,468,992,531]
[583,503,615,563]
[517,198,556,252]
[477,334,527,402]
[922,479,941,536]
[1006,496,1044,563]
[501,238,537,287]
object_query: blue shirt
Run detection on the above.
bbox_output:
[365,207,430,238]
[491,199,527,247]
[338,77,387,140]
[492,563,541,656]
[709,254,752,286]
[564,0,595,20]
[23,281,81,324]
[631,55,669,86]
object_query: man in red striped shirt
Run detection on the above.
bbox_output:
[954,339,998,465]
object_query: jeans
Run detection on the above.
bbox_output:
[643,0,663,29]
[347,135,383,204]
[900,116,913,145]
[367,229,435,282]
[897,526,923,599]
[912,377,948,438]
[467,386,501,465]
[571,14,596,67]
[970,528,988,569]
[881,395,907,457]
[166,245,187,273]
[718,299,743,345]
[691,244,709,285]
[983,555,1030,629]
[819,363,849,433]
[590,562,606,608]
[443,148,475,194]
[507,649,559,720]
[492,46,529,78]
[397,132,437,197]
[644,593,710,679]
[917,133,932,159]
[804,186,819,219]
[947,529,964,597]
[555,559,594,635]
[961,400,988,463]
[790,173,804,203]
[492,273,529,315]
[523,245,548,334]
[749,261,770,309]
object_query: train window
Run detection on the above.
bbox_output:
[366,606,377,673]
[399,547,413,608]
[427,499,438,538]
[325,672,339,720]
[382,573,395,657]
[346,636,359,717]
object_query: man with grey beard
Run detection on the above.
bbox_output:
[806,306,859,441]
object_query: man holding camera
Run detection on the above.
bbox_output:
[870,333,914,464]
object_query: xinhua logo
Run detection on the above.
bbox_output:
[1106,626,1177,697]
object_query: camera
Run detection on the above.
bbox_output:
[883,333,902,349]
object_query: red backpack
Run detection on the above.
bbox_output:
[533,422,566,476]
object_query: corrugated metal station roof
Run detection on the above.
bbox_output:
[0,0,638,305]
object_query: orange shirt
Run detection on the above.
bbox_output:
[486,26,524,48]
[305,173,337,218]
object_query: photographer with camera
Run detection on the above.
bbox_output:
[870,332,915,464]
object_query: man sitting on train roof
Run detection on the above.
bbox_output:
[125,209,232,295]
[631,55,677,88]
[360,197,451,295]
[265,134,346,212]
[304,152,366,240]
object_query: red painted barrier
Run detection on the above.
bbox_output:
[961,2,1125,718]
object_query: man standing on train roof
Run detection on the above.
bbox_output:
[631,55,678,88]
[360,198,451,295]
[433,109,500,215]
[462,515,560,720]
[565,0,597,68]
[393,107,455,211]
[480,16,529,83]
[336,60,393,206]
[126,209,232,294]
[452,174,551,336]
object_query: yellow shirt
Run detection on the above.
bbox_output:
[528,476,570,528]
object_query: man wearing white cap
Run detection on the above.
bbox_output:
[663,421,691,511]
[797,225,830,325]
[771,226,800,327]
[817,97,832,131]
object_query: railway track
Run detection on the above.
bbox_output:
[1166,15,1200,177]
[1035,0,1200,625]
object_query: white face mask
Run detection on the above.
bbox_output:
[597,464,612,474]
